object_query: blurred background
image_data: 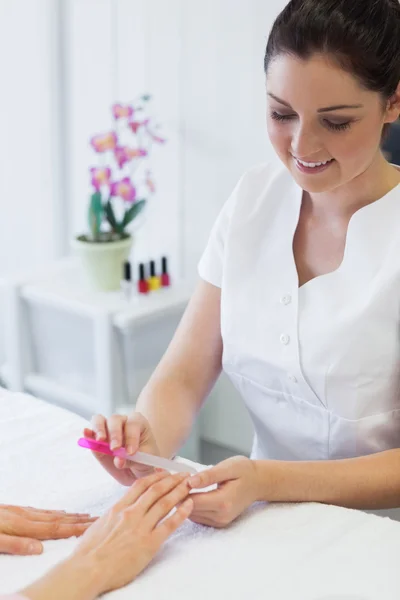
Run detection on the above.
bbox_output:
[0,0,399,464]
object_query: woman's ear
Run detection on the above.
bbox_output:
[384,81,400,124]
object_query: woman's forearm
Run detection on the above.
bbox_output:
[135,373,204,460]
[255,449,400,510]
[134,280,223,460]
[21,555,102,600]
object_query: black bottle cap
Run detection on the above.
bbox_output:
[123,261,131,281]
[138,263,145,280]
[162,256,168,274]
[150,260,156,277]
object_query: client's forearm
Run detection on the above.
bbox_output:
[21,555,101,600]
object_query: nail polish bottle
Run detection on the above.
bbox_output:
[161,256,170,287]
[137,263,149,294]
[148,260,161,291]
[121,261,132,300]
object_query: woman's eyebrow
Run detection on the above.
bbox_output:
[267,92,363,112]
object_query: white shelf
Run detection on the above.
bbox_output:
[2,258,200,461]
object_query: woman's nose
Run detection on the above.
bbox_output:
[291,123,322,158]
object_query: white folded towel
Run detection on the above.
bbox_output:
[1,389,400,600]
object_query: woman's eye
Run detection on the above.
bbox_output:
[270,111,296,122]
[324,120,351,132]
[270,110,352,132]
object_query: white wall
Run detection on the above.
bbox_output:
[1,0,287,452]
[181,0,284,276]
[62,0,286,452]
[0,0,66,369]
[180,0,286,452]
[0,0,64,277]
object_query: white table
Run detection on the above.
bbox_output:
[1,390,400,600]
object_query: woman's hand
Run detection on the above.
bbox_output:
[84,411,161,485]
[72,471,193,594]
[0,505,96,555]
[186,456,260,528]
[21,472,193,600]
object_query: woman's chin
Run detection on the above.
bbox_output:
[289,165,340,194]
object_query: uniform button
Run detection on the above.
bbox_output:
[288,373,297,383]
[280,294,292,305]
[280,333,290,345]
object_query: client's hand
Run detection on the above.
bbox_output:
[84,410,161,485]
[74,471,193,593]
[0,504,96,555]
[21,472,193,600]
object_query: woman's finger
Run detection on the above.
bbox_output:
[26,508,91,518]
[5,506,92,519]
[91,451,137,486]
[114,457,128,470]
[107,414,127,450]
[14,516,94,540]
[140,475,191,529]
[153,499,193,546]
[190,490,226,512]
[83,427,95,440]
[91,415,107,440]
[0,505,75,516]
[187,462,234,490]
[124,414,145,456]
[113,471,169,512]
[0,534,43,556]
[22,510,97,524]
[133,473,188,518]
[189,514,218,527]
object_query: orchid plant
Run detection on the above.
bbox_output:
[81,95,165,243]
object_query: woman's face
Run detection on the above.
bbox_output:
[266,53,397,193]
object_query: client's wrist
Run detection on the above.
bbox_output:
[21,553,104,600]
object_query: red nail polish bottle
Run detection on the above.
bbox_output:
[137,263,149,294]
[161,256,170,287]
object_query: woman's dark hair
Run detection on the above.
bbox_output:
[264,0,400,138]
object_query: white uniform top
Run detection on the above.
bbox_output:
[198,160,400,504]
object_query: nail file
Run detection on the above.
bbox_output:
[77,437,198,475]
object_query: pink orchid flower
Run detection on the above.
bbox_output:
[110,177,137,202]
[114,146,130,169]
[90,131,118,153]
[114,146,148,168]
[126,147,148,158]
[129,118,150,134]
[90,167,111,190]
[112,103,134,119]
[147,130,166,144]
[146,170,156,194]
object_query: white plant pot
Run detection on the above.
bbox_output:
[72,235,133,291]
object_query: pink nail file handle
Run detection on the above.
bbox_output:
[77,437,198,475]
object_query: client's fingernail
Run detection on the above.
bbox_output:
[188,476,200,488]
[110,440,118,450]
[127,446,134,455]
[29,542,42,554]
[182,498,193,511]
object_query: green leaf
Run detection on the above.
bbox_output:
[104,200,121,234]
[88,191,103,240]
[121,200,146,229]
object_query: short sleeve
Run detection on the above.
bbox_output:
[197,177,241,288]
[197,162,274,287]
